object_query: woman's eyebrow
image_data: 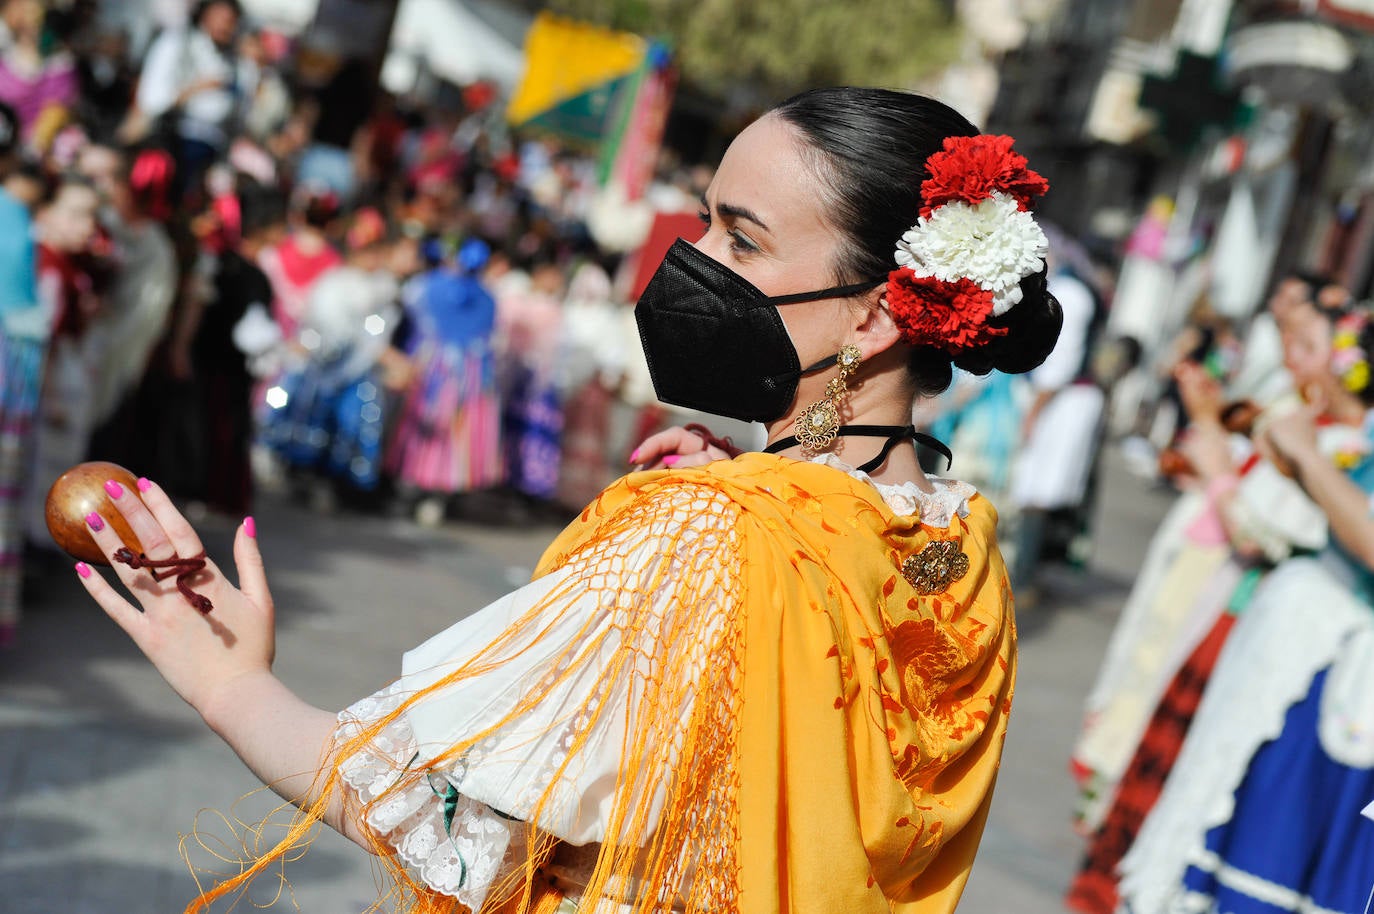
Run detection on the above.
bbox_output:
[700,193,771,234]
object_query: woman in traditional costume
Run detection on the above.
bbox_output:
[385,238,504,514]
[73,88,1061,913]
[0,100,39,647]
[256,185,342,346]
[1066,289,1370,914]
[494,258,567,504]
[1117,302,1374,914]
[260,208,414,496]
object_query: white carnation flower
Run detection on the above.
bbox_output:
[894,191,1048,316]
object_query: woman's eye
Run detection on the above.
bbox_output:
[728,230,758,254]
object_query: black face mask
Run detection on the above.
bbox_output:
[635,239,880,423]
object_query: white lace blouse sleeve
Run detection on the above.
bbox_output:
[335,484,743,907]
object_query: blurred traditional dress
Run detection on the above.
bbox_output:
[1067,420,1367,914]
[557,261,626,510]
[333,453,1013,913]
[86,211,177,434]
[0,40,77,138]
[194,249,275,515]
[494,272,565,501]
[0,187,39,646]
[927,371,1023,499]
[1119,420,1374,914]
[257,233,341,345]
[386,266,502,495]
[25,240,97,546]
[1008,267,1105,586]
[262,264,399,491]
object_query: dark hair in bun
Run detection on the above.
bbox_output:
[771,87,1062,396]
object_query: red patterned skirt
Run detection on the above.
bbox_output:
[1065,612,1238,914]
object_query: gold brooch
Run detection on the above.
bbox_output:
[901,541,970,595]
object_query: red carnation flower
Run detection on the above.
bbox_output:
[886,270,1007,355]
[920,134,1049,218]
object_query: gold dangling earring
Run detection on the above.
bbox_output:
[794,344,862,451]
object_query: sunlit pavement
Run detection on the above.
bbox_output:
[0,449,1172,913]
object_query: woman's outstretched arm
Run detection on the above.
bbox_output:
[75,479,374,849]
[1266,406,1374,571]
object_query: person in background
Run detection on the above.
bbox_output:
[295,53,373,202]
[557,252,625,511]
[236,25,289,145]
[261,208,415,505]
[187,181,285,516]
[494,256,566,509]
[919,369,1023,501]
[0,0,77,141]
[1007,253,1106,603]
[1119,300,1374,914]
[1065,294,1365,913]
[387,238,503,526]
[0,101,37,646]
[24,176,100,547]
[73,27,134,144]
[130,0,243,194]
[3,154,42,209]
[85,149,179,456]
[257,182,342,347]
[1227,270,1333,408]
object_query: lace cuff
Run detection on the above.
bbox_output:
[337,680,529,907]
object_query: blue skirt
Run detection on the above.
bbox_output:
[1181,668,1374,913]
[262,366,387,490]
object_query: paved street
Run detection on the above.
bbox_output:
[0,452,1172,913]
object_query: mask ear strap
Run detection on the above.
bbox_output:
[801,354,839,374]
[764,280,883,306]
[761,352,841,392]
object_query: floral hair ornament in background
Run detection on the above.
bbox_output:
[1331,311,1372,395]
[886,134,1050,355]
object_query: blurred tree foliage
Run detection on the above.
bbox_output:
[544,0,964,98]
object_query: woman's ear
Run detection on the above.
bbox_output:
[852,283,903,360]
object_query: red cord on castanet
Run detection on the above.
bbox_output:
[112,547,214,613]
[684,423,745,458]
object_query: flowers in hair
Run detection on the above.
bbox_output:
[920,134,1049,218]
[1332,313,1372,395]
[887,134,1049,355]
[895,193,1047,316]
[887,274,1007,353]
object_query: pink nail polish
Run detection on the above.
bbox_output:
[136,477,152,493]
[104,480,124,499]
[85,512,104,532]
[75,562,91,579]
[243,516,256,539]
[629,448,641,463]
[663,455,680,467]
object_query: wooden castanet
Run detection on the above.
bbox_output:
[45,462,145,565]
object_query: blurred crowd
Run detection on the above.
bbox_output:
[1058,268,1374,910]
[0,0,709,648]
[0,0,1370,905]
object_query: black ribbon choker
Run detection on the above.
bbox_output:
[764,424,952,474]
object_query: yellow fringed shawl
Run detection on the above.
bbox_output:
[529,452,1015,913]
[195,452,1013,914]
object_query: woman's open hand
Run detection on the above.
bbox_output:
[76,478,276,721]
[630,425,736,471]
